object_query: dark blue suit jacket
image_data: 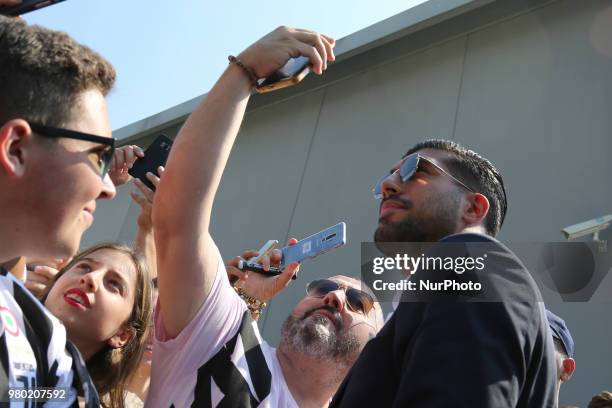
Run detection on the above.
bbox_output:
[330,233,556,408]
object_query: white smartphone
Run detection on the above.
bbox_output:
[248,240,279,263]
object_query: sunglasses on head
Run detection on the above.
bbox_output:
[306,279,374,315]
[29,122,116,178]
[372,153,475,199]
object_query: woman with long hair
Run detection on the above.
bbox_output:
[43,241,152,408]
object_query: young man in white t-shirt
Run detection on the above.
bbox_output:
[150,26,383,407]
[0,16,119,406]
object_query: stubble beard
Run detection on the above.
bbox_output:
[279,311,361,370]
[374,191,462,244]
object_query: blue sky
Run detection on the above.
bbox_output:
[25,0,427,131]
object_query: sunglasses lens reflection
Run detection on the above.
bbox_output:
[101,147,115,176]
[399,154,419,182]
[346,290,373,314]
[307,279,373,315]
[308,279,338,297]
[372,154,420,199]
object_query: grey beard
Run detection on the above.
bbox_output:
[279,313,361,367]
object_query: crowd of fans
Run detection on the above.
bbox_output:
[0,5,608,408]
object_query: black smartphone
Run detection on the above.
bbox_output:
[255,56,311,94]
[128,134,173,191]
[0,0,66,16]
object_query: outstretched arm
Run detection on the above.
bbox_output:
[132,168,164,279]
[153,27,335,338]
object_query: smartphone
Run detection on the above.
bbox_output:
[240,222,347,276]
[0,0,66,16]
[231,240,278,285]
[247,240,279,263]
[128,134,173,191]
[255,56,310,94]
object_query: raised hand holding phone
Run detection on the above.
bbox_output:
[226,238,300,303]
[238,222,347,278]
[108,145,145,186]
[128,135,173,191]
[153,25,335,338]
[237,27,335,80]
[255,56,311,93]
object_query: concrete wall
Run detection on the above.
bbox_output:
[83,0,612,404]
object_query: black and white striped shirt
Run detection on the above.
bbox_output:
[0,267,99,407]
[147,254,297,408]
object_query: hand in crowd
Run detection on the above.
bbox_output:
[238,26,336,78]
[108,145,144,186]
[226,239,300,302]
[130,166,164,232]
[24,262,62,299]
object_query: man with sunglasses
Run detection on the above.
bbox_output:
[225,252,384,406]
[0,17,123,405]
[330,140,556,407]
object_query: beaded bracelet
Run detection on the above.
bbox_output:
[228,55,258,87]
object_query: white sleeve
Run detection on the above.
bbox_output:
[152,247,247,378]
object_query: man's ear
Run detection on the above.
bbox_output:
[106,324,135,349]
[0,119,33,177]
[560,357,576,382]
[462,192,490,227]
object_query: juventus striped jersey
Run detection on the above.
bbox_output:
[147,252,298,408]
[0,267,99,407]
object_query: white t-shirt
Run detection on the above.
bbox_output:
[146,248,298,408]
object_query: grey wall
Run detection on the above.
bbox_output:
[83,0,612,404]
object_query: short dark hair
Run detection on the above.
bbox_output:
[0,16,116,127]
[405,139,507,236]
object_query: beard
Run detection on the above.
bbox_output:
[279,306,361,366]
[374,190,461,244]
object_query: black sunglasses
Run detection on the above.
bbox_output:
[29,122,116,177]
[372,153,474,199]
[306,279,374,315]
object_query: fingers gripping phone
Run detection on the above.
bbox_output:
[248,240,279,263]
[255,56,311,94]
[0,0,66,16]
[128,134,173,191]
[239,222,347,277]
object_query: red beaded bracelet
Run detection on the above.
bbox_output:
[228,55,258,87]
